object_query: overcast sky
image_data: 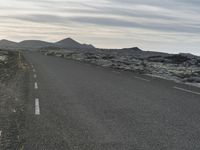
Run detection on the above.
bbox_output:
[0,0,200,55]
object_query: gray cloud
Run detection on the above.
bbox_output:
[14,14,67,24]
[0,0,200,55]
[70,16,200,34]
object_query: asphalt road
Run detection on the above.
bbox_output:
[23,52,200,150]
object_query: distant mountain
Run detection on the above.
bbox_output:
[55,38,95,49]
[0,38,95,50]
[82,44,95,49]
[18,40,54,49]
[121,47,143,52]
[0,39,18,49]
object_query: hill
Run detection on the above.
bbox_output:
[0,39,18,49]
[0,38,95,50]
[55,38,95,49]
[18,40,54,49]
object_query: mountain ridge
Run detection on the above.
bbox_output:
[0,38,199,57]
[0,39,18,48]
[0,38,95,50]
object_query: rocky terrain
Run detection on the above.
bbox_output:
[0,50,28,149]
[42,48,200,87]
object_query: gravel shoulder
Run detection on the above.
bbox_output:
[0,50,29,150]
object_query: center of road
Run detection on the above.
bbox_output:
[32,65,40,115]
[35,98,40,115]
[34,82,38,90]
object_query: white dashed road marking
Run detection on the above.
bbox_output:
[174,86,200,95]
[34,82,38,89]
[0,130,2,143]
[134,76,150,82]
[12,109,16,113]
[32,66,40,115]
[35,98,40,115]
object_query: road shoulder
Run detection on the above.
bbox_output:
[0,51,29,150]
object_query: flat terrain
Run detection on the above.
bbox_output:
[23,52,200,150]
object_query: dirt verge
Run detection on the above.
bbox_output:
[0,50,29,150]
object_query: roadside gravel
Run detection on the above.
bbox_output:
[0,50,28,150]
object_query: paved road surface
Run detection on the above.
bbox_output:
[23,52,200,150]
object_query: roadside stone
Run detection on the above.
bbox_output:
[42,49,200,86]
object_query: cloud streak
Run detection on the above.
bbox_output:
[0,0,200,55]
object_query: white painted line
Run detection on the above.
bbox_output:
[174,86,200,95]
[134,76,150,82]
[34,74,37,78]
[34,82,38,89]
[35,98,40,115]
[0,130,2,141]
[12,109,16,113]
